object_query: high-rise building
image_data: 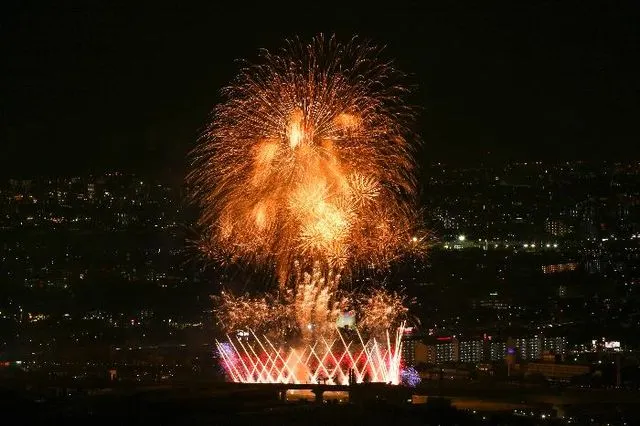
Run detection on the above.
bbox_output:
[545,218,570,236]
[489,341,506,361]
[401,328,435,367]
[402,331,423,367]
[583,247,602,274]
[433,337,459,363]
[515,336,542,361]
[579,200,599,239]
[543,336,567,358]
[424,344,437,365]
[402,342,415,367]
[459,339,484,363]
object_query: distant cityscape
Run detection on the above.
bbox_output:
[1,161,639,392]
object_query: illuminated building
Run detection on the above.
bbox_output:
[583,247,603,274]
[591,337,622,352]
[489,341,507,361]
[401,339,434,367]
[515,336,542,361]
[541,262,578,274]
[459,339,483,363]
[545,219,570,236]
[543,336,567,358]
[401,327,424,367]
[402,340,416,366]
[432,337,459,363]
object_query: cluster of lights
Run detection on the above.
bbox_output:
[512,409,554,420]
[523,242,558,248]
[443,236,560,250]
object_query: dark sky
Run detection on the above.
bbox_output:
[1,1,638,178]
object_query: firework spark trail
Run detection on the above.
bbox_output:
[214,283,412,342]
[216,324,405,385]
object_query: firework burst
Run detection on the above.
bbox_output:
[191,34,425,354]
[189,34,421,280]
[212,291,294,341]
[356,287,415,338]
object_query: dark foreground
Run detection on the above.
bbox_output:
[0,391,510,426]
[2,383,639,425]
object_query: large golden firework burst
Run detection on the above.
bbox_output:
[189,35,425,340]
[189,34,422,281]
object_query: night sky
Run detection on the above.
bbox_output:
[2,1,638,178]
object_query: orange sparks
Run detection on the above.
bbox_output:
[189,34,421,276]
[190,35,425,341]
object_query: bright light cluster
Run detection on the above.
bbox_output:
[216,325,404,385]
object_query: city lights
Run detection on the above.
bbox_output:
[3,3,639,421]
